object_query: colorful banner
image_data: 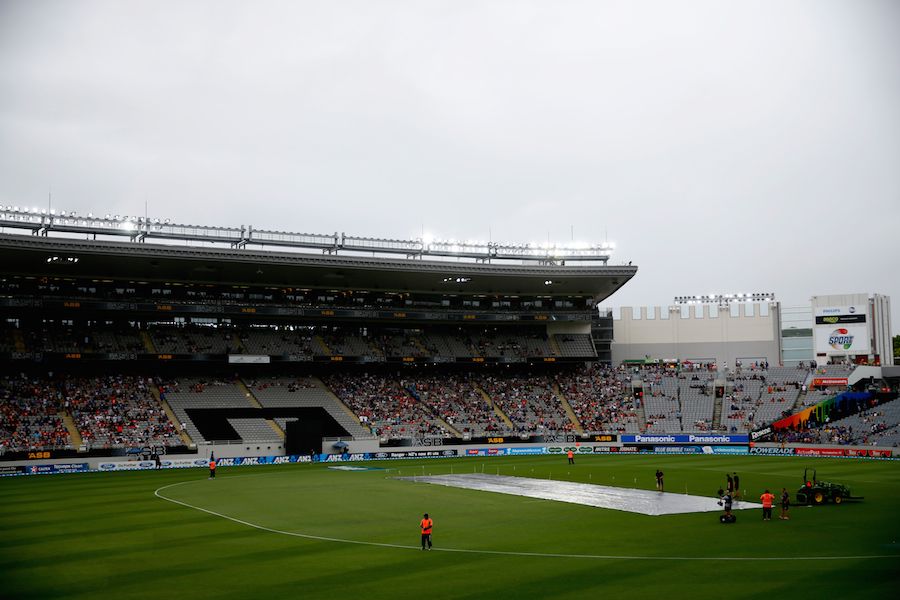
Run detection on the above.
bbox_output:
[772,392,872,430]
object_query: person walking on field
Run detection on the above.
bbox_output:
[733,472,741,500]
[567,449,575,465]
[780,488,791,520]
[760,489,775,521]
[420,513,433,550]
[208,458,216,479]
[655,469,664,492]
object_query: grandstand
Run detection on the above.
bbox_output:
[1,210,898,458]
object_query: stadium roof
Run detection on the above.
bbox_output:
[0,234,637,299]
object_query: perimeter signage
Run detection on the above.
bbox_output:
[621,434,749,444]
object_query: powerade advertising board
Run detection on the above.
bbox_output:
[621,434,749,444]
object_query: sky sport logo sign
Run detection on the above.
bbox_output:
[828,328,854,350]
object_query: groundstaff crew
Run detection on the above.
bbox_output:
[420,513,433,550]
[208,458,216,479]
[760,489,775,521]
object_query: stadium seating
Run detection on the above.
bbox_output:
[1,323,598,360]
[402,373,512,436]
[1,357,893,452]
[479,372,571,434]
[65,376,180,449]
[248,376,370,438]
[556,366,640,433]
[0,375,72,452]
[320,373,449,440]
[160,378,256,442]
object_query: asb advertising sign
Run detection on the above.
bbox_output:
[621,434,749,444]
[814,306,870,354]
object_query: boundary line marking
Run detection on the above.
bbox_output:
[153,479,900,562]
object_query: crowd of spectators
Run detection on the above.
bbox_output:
[403,374,511,436]
[321,373,448,440]
[556,365,638,434]
[65,376,181,448]
[479,372,570,434]
[0,374,181,453]
[0,375,71,451]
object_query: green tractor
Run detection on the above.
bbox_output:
[796,468,862,505]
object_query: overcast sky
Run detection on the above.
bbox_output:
[1,0,898,330]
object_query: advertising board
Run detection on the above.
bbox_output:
[465,448,510,457]
[24,463,89,475]
[813,306,870,354]
[621,434,749,444]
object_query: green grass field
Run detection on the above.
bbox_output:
[2,455,899,599]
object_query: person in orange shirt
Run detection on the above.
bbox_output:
[567,449,574,465]
[420,513,433,550]
[208,459,216,480]
[760,489,775,521]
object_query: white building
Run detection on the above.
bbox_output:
[610,302,781,368]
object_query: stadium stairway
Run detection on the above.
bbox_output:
[551,383,584,434]
[713,395,723,430]
[430,413,462,438]
[314,336,331,355]
[140,331,156,353]
[635,390,647,432]
[151,384,194,446]
[309,376,372,435]
[13,329,26,352]
[548,336,561,357]
[792,387,809,412]
[475,384,515,430]
[60,412,83,448]
[236,380,285,439]
[412,338,429,356]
